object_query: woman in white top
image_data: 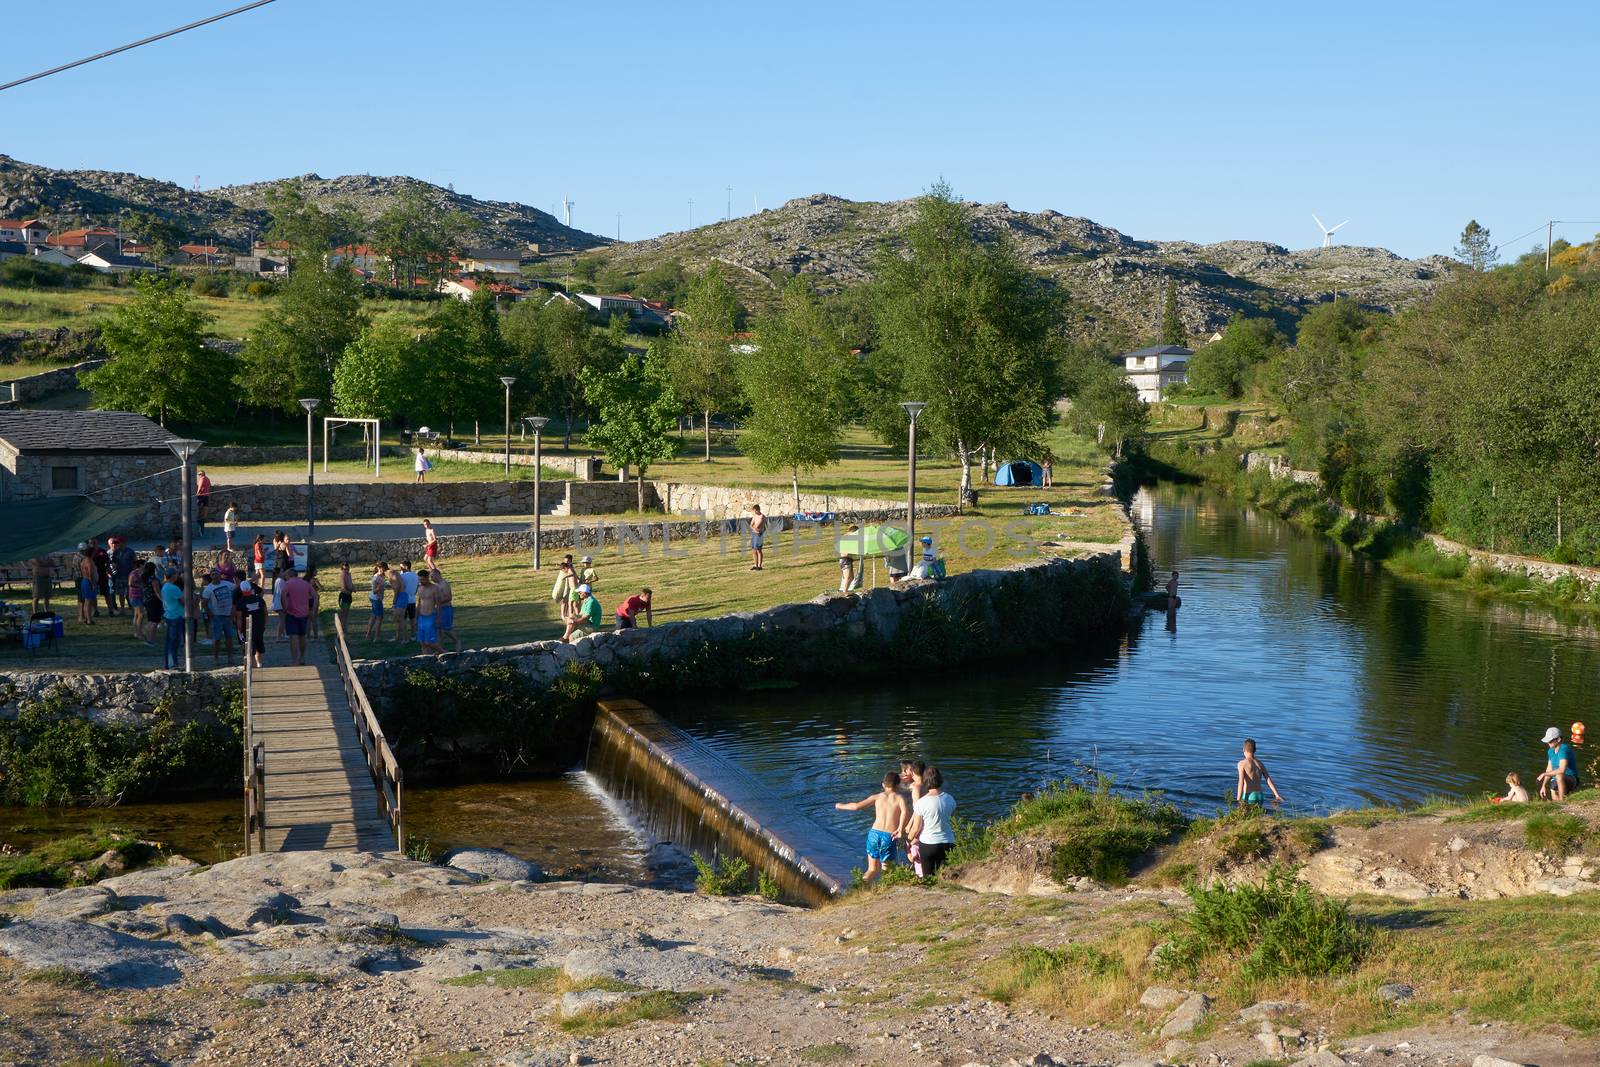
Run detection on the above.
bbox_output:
[222,502,239,551]
[414,448,431,483]
[904,766,957,877]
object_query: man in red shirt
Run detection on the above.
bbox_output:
[614,588,653,630]
[196,469,213,531]
[279,566,314,666]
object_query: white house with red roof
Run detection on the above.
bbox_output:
[454,247,522,275]
[329,244,385,271]
[438,275,528,303]
[0,219,49,245]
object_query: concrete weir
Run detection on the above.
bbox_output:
[587,698,856,905]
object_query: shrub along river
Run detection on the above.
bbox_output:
[6,481,1598,872]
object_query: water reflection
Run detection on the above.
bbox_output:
[661,482,1600,844]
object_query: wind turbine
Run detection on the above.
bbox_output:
[1312,213,1348,248]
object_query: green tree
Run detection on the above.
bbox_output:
[1160,279,1186,346]
[81,278,233,425]
[665,263,742,460]
[738,278,853,509]
[870,181,1061,500]
[261,179,356,259]
[508,296,624,449]
[237,255,367,411]
[1454,220,1498,272]
[122,211,182,264]
[581,349,680,510]
[1185,313,1286,399]
[371,187,472,288]
[332,317,425,420]
[1067,365,1148,458]
[416,289,505,438]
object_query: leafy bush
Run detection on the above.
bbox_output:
[1221,827,1269,862]
[244,281,274,298]
[983,779,1186,885]
[1160,867,1369,982]
[0,829,163,889]
[757,870,782,901]
[1524,813,1590,856]
[692,853,752,896]
[191,273,232,297]
[0,257,95,289]
[0,687,242,806]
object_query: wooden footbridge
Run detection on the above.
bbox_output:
[242,617,404,855]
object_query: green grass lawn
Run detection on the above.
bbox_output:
[0,361,83,381]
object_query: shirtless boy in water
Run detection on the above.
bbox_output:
[1236,738,1283,807]
[835,772,911,883]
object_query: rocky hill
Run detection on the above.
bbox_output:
[0,156,607,252]
[592,193,1457,338]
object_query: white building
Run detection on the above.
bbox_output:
[1121,344,1191,403]
[455,247,522,275]
[76,250,160,274]
[0,219,48,245]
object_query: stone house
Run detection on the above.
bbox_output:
[454,247,522,275]
[0,409,181,513]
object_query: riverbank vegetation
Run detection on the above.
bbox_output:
[0,827,168,889]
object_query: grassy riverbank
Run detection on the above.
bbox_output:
[1130,441,1600,615]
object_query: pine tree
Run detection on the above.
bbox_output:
[1454,220,1498,271]
[1160,280,1186,345]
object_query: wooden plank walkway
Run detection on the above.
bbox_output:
[249,660,395,853]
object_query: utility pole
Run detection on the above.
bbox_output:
[688,199,694,228]
[726,185,732,220]
[615,212,621,241]
[1546,220,1553,274]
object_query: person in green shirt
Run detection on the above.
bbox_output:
[566,583,602,641]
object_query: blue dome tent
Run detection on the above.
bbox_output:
[993,459,1044,486]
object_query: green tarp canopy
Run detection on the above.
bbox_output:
[0,496,152,563]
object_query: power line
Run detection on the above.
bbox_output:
[0,0,276,93]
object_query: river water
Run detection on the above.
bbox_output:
[660,482,1600,839]
[8,481,1597,868]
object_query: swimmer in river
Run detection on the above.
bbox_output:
[834,771,911,884]
[1236,738,1282,807]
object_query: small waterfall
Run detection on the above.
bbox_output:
[586,699,855,906]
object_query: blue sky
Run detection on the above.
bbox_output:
[5,1,1597,259]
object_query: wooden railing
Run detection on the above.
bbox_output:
[243,614,266,854]
[332,614,405,854]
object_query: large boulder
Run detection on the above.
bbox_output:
[440,848,543,883]
[0,918,192,989]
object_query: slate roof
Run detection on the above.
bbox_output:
[1120,344,1193,358]
[457,247,522,261]
[0,410,179,454]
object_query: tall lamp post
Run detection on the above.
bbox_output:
[499,376,517,475]
[524,416,549,569]
[899,402,926,548]
[167,437,204,674]
[299,399,320,543]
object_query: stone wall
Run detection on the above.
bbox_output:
[1422,533,1600,588]
[355,550,1125,711]
[0,666,239,726]
[207,480,566,522]
[655,481,960,522]
[4,359,106,403]
[1242,451,1320,485]
[429,447,600,481]
[566,479,653,514]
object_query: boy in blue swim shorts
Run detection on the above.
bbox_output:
[834,771,910,884]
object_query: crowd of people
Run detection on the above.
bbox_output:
[834,760,957,882]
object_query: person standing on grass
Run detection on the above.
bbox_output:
[280,567,313,667]
[196,469,212,532]
[205,567,237,667]
[834,771,911,884]
[1537,727,1580,801]
[415,570,444,653]
[160,572,185,670]
[748,504,767,571]
[140,561,161,644]
[30,553,53,615]
[1041,452,1053,488]
[223,502,239,552]
[366,562,389,640]
[614,588,652,630]
[398,560,420,642]
[422,519,439,566]
[1236,739,1283,807]
[579,554,597,589]
[127,560,146,640]
[111,536,135,613]
[216,549,238,585]
[76,544,96,627]
[251,534,266,584]
[904,766,956,878]
[234,579,267,667]
[414,447,430,483]
[272,531,291,576]
[431,567,461,652]
[91,537,113,618]
[552,557,576,618]
[336,561,355,630]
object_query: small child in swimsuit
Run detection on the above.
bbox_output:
[1500,772,1529,803]
[1236,739,1282,807]
[835,771,910,884]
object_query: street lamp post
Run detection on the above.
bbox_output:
[899,402,926,548]
[499,376,517,475]
[525,416,549,569]
[167,437,204,674]
[299,399,320,542]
